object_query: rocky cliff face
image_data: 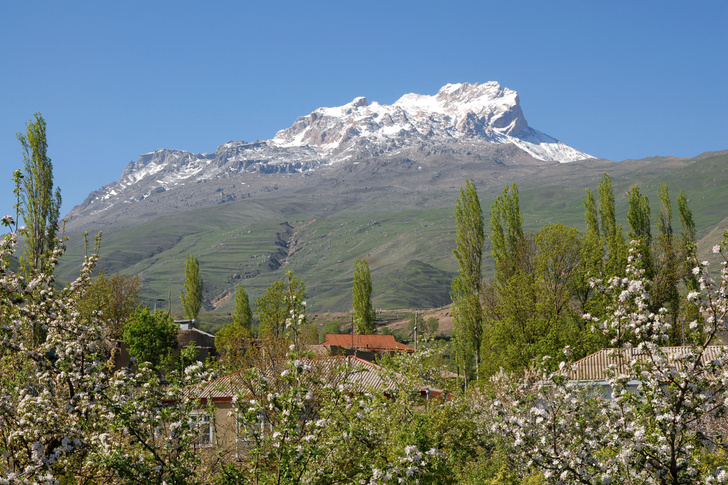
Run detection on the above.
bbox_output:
[65,82,593,230]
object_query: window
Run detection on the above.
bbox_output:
[236,411,270,459]
[191,412,213,448]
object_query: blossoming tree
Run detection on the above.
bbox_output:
[492,241,728,484]
[0,218,210,484]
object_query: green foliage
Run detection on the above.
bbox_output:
[231,283,252,332]
[215,321,251,356]
[653,183,682,342]
[352,259,376,334]
[535,223,582,317]
[627,185,653,278]
[598,173,626,278]
[483,178,705,375]
[482,185,582,375]
[490,183,526,285]
[451,179,485,378]
[77,272,142,340]
[319,319,342,342]
[181,254,203,319]
[627,186,652,244]
[16,112,62,274]
[425,316,439,337]
[256,270,306,344]
[677,189,696,255]
[122,307,179,369]
[216,283,255,368]
[255,280,287,338]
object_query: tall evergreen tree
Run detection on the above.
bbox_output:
[352,259,375,334]
[17,113,61,273]
[181,254,203,320]
[451,179,485,379]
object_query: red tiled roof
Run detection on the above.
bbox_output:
[322,333,414,352]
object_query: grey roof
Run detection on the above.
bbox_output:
[188,356,400,401]
[567,345,727,381]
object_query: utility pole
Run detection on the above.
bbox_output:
[414,312,418,351]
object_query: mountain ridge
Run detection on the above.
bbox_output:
[65,82,592,232]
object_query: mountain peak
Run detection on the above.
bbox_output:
[273,81,588,162]
[436,81,511,103]
[351,96,368,108]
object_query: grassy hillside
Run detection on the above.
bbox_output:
[55,150,728,329]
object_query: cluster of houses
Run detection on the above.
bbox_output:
[148,321,431,453]
[130,319,726,456]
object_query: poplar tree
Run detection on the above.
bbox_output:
[256,270,306,343]
[181,254,203,319]
[17,113,62,273]
[653,183,680,342]
[598,173,626,277]
[352,259,375,334]
[627,186,651,244]
[578,188,603,308]
[627,185,653,277]
[490,183,525,286]
[451,179,484,378]
[677,189,701,340]
[232,283,253,333]
[677,189,697,264]
[216,283,253,367]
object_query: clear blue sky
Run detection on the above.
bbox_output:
[1,1,726,218]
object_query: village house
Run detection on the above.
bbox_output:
[319,333,414,362]
[185,355,399,454]
[565,345,728,398]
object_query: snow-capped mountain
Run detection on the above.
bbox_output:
[66,82,593,226]
[273,82,591,163]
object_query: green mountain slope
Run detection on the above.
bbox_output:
[56,150,728,322]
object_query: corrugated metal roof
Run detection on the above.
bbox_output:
[567,345,727,381]
[322,333,414,352]
[188,355,400,401]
